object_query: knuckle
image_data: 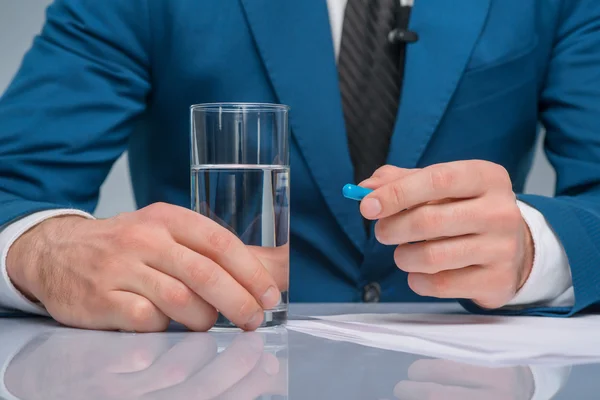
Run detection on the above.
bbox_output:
[249,265,269,292]
[452,204,475,223]
[388,182,406,207]
[162,283,193,308]
[424,243,447,267]
[139,202,172,224]
[194,309,219,332]
[128,299,161,330]
[207,229,234,254]
[412,208,440,235]
[493,164,512,186]
[146,202,170,214]
[429,167,455,192]
[452,239,472,262]
[186,260,220,289]
[431,273,450,296]
[113,211,134,222]
[141,270,159,293]
[237,297,259,321]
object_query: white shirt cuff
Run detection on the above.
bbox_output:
[505,201,575,308]
[0,209,95,315]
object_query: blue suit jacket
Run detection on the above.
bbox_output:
[1,0,600,316]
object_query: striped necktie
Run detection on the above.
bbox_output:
[338,0,405,184]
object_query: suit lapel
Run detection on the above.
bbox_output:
[240,0,368,251]
[387,0,492,169]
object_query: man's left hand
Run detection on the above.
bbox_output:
[360,161,534,309]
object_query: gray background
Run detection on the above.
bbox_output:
[0,0,555,218]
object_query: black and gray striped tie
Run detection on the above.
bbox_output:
[338,0,403,184]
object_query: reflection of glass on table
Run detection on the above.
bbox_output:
[213,327,289,399]
[190,103,290,328]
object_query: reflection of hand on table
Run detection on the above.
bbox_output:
[5,330,287,400]
[394,359,535,400]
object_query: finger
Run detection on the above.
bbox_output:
[394,381,492,400]
[147,243,266,330]
[359,166,420,189]
[408,266,517,308]
[199,201,274,251]
[144,204,281,310]
[394,235,495,274]
[218,353,282,400]
[407,359,517,389]
[106,291,170,333]
[362,161,492,220]
[248,244,289,292]
[110,334,218,397]
[141,332,265,400]
[117,263,218,332]
[374,198,486,244]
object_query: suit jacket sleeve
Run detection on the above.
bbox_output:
[462,0,600,317]
[0,0,151,225]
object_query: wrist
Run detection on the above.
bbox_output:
[6,216,89,303]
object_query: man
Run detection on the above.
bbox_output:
[0,0,599,332]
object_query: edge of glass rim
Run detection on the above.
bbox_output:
[191,102,290,113]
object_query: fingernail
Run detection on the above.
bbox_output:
[246,310,264,330]
[261,286,281,309]
[361,198,382,218]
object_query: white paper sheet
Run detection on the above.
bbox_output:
[287,313,600,366]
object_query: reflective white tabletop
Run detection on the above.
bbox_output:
[0,303,596,399]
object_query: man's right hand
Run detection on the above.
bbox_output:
[5,203,282,332]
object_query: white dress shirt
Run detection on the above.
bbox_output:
[0,0,574,317]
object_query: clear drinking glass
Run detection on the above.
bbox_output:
[190,103,290,328]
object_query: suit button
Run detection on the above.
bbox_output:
[363,282,381,303]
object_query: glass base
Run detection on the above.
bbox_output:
[212,307,288,330]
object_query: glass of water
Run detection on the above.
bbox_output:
[190,103,290,328]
